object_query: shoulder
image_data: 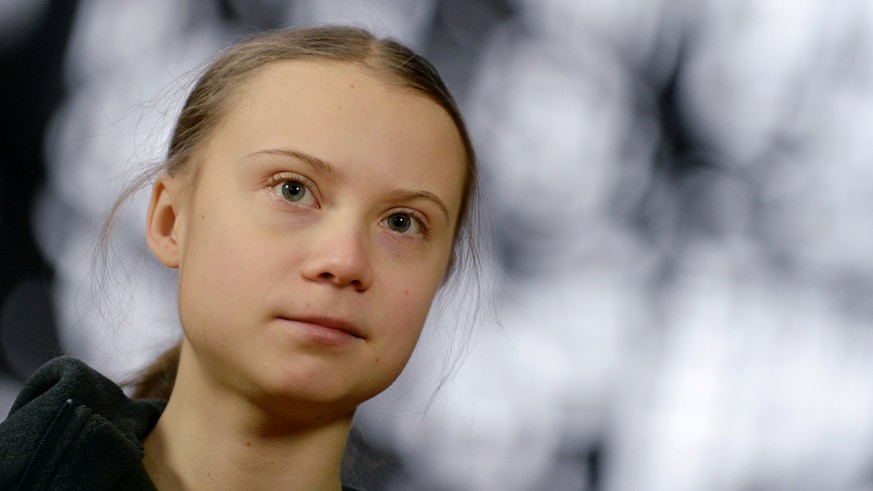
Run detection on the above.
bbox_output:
[6,357,118,412]
[0,357,165,490]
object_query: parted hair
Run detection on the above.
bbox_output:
[104,26,479,400]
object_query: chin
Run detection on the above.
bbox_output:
[253,371,371,414]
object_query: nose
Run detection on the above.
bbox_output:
[300,218,373,292]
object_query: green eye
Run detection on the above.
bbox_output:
[387,213,412,233]
[269,175,317,208]
[381,211,427,236]
[281,181,307,202]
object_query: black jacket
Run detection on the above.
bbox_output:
[1,358,365,491]
[0,357,164,490]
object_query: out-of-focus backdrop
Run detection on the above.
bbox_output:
[3,1,873,489]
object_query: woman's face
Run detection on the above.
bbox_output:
[160,60,465,419]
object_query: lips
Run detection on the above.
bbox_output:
[279,315,367,341]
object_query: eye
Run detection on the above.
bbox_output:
[381,212,427,236]
[270,178,317,207]
[281,181,306,201]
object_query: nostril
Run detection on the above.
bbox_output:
[316,272,363,289]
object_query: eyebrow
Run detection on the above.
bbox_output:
[385,190,450,221]
[244,147,338,177]
[245,147,451,221]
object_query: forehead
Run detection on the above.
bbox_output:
[207,60,466,206]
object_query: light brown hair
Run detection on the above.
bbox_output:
[103,26,479,399]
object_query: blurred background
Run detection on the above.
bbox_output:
[3,0,873,489]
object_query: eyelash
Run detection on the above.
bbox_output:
[263,173,432,238]
[264,172,319,206]
[388,208,432,238]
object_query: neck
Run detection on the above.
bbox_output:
[143,343,353,490]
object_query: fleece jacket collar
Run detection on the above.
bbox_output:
[0,357,164,490]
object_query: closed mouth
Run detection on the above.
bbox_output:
[279,315,366,340]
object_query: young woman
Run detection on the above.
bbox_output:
[0,26,478,490]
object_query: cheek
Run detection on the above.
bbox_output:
[377,262,445,353]
[176,212,281,323]
[392,286,429,331]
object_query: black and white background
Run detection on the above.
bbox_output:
[3,1,873,489]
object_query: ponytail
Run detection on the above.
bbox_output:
[127,342,181,400]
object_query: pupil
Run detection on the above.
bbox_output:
[282,181,304,201]
[389,214,410,232]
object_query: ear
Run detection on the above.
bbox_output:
[146,175,183,269]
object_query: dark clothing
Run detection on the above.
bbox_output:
[1,357,363,491]
[0,357,164,490]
